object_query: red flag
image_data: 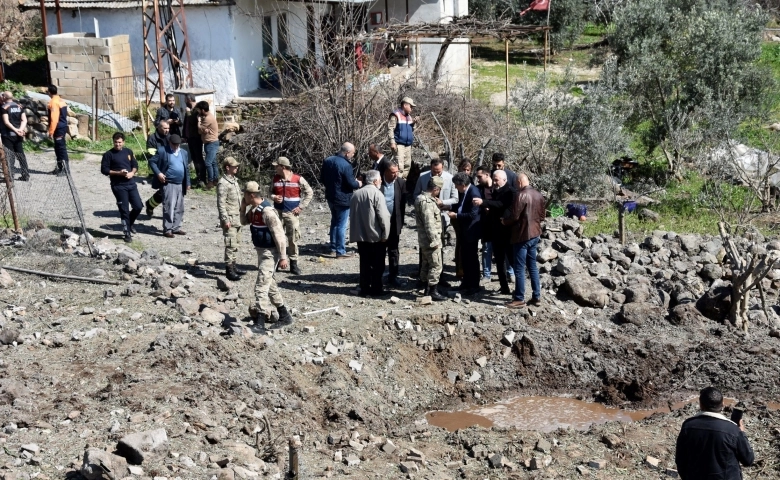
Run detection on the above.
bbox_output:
[519,0,549,16]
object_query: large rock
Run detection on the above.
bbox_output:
[176,297,201,316]
[562,275,610,308]
[555,256,583,275]
[619,303,666,326]
[679,235,699,252]
[0,327,20,345]
[537,247,558,263]
[699,264,723,282]
[695,279,732,321]
[81,448,129,480]
[669,303,709,326]
[116,428,169,464]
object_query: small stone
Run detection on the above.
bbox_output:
[200,307,224,324]
[303,326,315,333]
[475,356,487,367]
[588,459,607,469]
[535,439,552,453]
[418,296,433,305]
[381,440,397,454]
[502,331,515,346]
[334,450,342,462]
[82,307,95,314]
[645,456,660,469]
[216,276,234,291]
[345,454,360,466]
[467,371,481,382]
[576,465,588,475]
[68,410,81,420]
[389,296,400,304]
[399,461,418,473]
[447,370,458,384]
[348,360,363,372]
[312,356,325,365]
[20,443,40,453]
[489,453,505,468]
[666,468,680,478]
[445,323,456,336]
[117,428,169,464]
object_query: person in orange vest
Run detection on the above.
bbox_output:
[270,157,313,275]
[387,96,417,178]
[46,85,69,175]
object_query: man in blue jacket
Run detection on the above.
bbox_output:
[447,172,482,296]
[149,134,191,238]
[676,387,754,480]
[320,142,361,258]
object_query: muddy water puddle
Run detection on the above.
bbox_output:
[427,396,711,433]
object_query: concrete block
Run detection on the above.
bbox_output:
[49,37,81,47]
[50,70,66,79]
[110,45,125,55]
[77,37,104,47]
[49,45,71,55]
[98,63,112,72]
[64,71,82,79]
[58,79,74,88]
[93,46,110,55]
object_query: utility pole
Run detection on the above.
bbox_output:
[142,0,193,105]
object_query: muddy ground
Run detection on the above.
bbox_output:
[0,152,779,479]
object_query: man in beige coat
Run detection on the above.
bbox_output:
[349,170,391,297]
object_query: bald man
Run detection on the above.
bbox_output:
[501,173,545,308]
[320,142,362,258]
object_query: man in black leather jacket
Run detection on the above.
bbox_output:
[675,387,754,479]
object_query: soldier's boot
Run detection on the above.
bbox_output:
[249,312,269,334]
[226,263,241,281]
[429,284,447,302]
[289,260,302,275]
[234,263,247,276]
[273,305,293,328]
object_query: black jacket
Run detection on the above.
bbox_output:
[675,412,754,480]
[478,183,516,242]
[380,176,406,234]
[454,184,482,243]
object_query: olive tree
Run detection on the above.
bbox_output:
[606,0,773,174]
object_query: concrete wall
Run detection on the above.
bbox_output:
[45,6,238,104]
[46,32,132,105]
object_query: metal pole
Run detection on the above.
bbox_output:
[92,77,98,141]
[0,150,20,233]
[544,30,548,71]
[287,435,301,480]
[63,166,96,257]
[154,0,166,104]
[55,0,63,34]
[39,0,51,85]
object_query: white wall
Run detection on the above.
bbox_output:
[46,6,238,104]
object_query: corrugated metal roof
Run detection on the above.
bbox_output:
[19,0,234,10]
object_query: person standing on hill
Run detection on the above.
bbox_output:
[197,101,219,189]
[1,91,29,181]
[101,132,142,243]
[388,97,417,178]
[270,156,313,275]
[218,156,246,281]
[320,142,361,258]
[47,85,69,175]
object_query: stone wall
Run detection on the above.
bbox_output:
[46,33,133,106]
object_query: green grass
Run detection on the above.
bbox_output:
[582,172,776,237]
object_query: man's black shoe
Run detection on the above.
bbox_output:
[290,260,302,275]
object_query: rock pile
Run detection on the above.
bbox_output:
[12,96,88,142]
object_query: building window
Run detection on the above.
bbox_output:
[262,16,273,58]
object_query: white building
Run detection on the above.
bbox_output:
[22,0,469,104]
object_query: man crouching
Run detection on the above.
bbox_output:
[240,181,293,329]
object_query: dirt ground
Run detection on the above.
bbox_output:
[0,152,779,479]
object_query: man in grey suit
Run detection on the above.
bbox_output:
[412,156,458,286]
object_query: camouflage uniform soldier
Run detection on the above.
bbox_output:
[414,176,446,301]
[217,156,246,281]
[240,181,294,329]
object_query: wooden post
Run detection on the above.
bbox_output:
[0,150,20,233]
[287,435,301,480]
[544,30,548,71]
[467,40,472,99]
[618,204,626,246]
[504,38,509,117]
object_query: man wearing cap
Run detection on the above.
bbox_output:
[218,156,246,281]
[388,97,417,178]
[240,181,294,329]
[143,120,170,217]
[415,176,446,301]
[271,156,313,275]
[150,134,190,238]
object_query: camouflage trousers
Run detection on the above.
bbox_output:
[420,244,443,285]
[280,211,301,261]
[253,247,284,317]
[222,225,241,263]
